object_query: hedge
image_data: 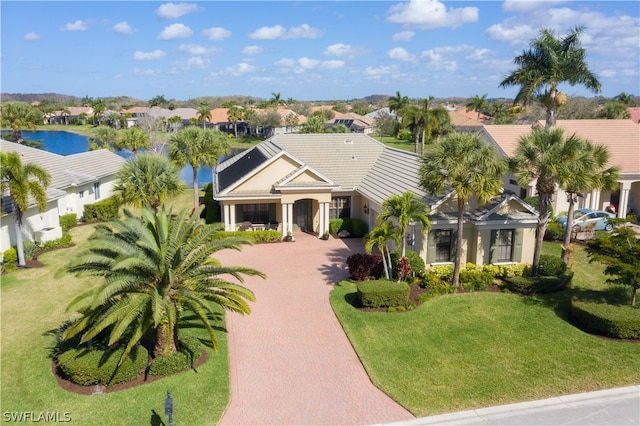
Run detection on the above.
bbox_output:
[213,229,281,244]
[59,213,78,231]
[329,218,368,237]
[148,334,202,376]
[83,197,120,223]
[57,345,148,386]
[502,271,573,295]
[570,300,640,339]
[346,253,384,281]
[357,280,410,308]
[390,251,426,278]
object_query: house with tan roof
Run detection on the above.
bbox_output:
[0,140,126,252]
[214,133,538,267]
[480,120,640,219]
[328,112,375,134]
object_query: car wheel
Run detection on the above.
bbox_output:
[605,223,613,231]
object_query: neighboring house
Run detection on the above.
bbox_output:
[449,108,488,133]
[0,140,126,252]
[328,112,375,134]
[214,133,538,267]
[628,107,640,124]
[480,119,640,219]
[45,106,93,125]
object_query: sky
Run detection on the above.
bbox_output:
[1,1,639,102]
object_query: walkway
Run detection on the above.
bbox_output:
[216,231,414,425]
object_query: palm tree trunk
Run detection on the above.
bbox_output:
[546,88,558,128]
[453,198,464,287]
[532,194,552,276]
[154,323,178,357]
[192,166,200,211]
[11,203,26,267]
[382,246,390,280]
[562,193,577,264]
[414,134,419,154]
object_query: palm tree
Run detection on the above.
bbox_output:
[113,153,184,212]
[115,127,150,155]
[300,115,326,133]
[227,106,244,136]
[0,151,51,266]
[364,221,399,280]
[556,136,619,263]
[91,98,106,126]
[378,191,430,259]
[197,102,212,128]
[388,91,409,114]
[0,101,40,142]
[466,94,487,120]
[419,133,507,287]
[269,92,284,107]
[429,106,452,142]
[169,127,231,210]
[499,26,601,128]
[614,92,633,106]
[89,126,117,151]
[400,105,422,153]
[64,206,265,362]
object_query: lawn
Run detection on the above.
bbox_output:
[0,190,231,425]
[330,242,640,417]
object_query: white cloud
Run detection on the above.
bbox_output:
[388,47,416,62]
[202,27,231,41]
[298,57,319,70]
[133,50,167,61]
[178,44,221,56]
[485,23,536,47]
[502,0,568,13]
[392,31,415,42]
[275,58,296,67]
[363,65,398,78]
[387,0,478,29]
[249,23,321,40]
[187,56,210,68]
[113,22,134,35]
[133,68,161,76]
[24,32,39,41]
[243,45,263,55]
[420,45,475,71]
[323,43,370,58]
[158,23,193,40]
[157,3,199,19]
[322,60,345,70]
[61,20,88,31]
[223,62,256,76]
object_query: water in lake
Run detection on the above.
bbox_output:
[20,130,230,188]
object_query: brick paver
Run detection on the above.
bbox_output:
[216,231,414,425]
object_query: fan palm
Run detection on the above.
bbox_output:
[0,101,40,142]
[169,127,231,210]
[113,153,184,212]
[465,94,487,120]
[115,127,150,155]
[378,191,430,259]
[89,126,117,151]
[499,26,601,127]
[64,206,265,363]
[365,221,399,280]
[420,133,507,287]
[0,151,51,266]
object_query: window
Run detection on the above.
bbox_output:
[241,204,269,224]
[496,229,514,262]
[93,182,101,199]
[329,196,351,220]
[434,230,452,262]
[78,191,85,199]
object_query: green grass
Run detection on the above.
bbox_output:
[1,190,230,425]
[331,242,640,417]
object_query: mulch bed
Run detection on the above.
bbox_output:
[52,351,208,395]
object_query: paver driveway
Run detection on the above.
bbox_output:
[216,231,414,426]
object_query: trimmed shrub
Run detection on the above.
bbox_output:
[329,219,343,235]
[59,213,78,231]
[545,222,565,241]
[502,271,573,295]
[391,251,426,278]
[460,269,494,292]
[57,345,148,386]
[350,218,368,238]
[84,197,120,223]
[418,278,457,302]
[213,230,281,244]
[202,183,219,224]
[538,254,567,276]
[357,280,410,308]
[570,300,640,339]
[3,247,18,264]
[148,334,202,376]
[41,233,73,250]
[23,241,38,260]
[346,253,384,281]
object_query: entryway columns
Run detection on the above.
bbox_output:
[318,202,330,236]
[589,189,601,210]
[618,183,631,219]
[223,204,237,231]
[281,203,294,238]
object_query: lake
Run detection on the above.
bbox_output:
[22,130,225,187]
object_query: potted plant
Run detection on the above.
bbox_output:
[284,232,293,242]
[320,231,330,240]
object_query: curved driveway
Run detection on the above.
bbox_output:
[216,231,414,426]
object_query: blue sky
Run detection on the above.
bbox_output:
[2,1,638,102]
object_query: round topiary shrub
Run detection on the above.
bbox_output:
[57,345,148,386]
[570,300,640,339]
[544,222,565,241]
[538,254,567,276]
[148,334,202,376]
[350,218,369,238]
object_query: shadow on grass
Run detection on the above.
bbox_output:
[150,409,166,426]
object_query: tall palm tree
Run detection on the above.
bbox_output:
[0,151,51,266]
[89,126,117,151]
[465,94,487,120]
[115,127,150,155]
[364,221,399,280]
[113,153,184,212]
[169,127,231,210]
[378,191,430,258]
[499,26,601,128]
[227,105,244,136]
[0,101,40,142]
[197,102,212,128]
[613,92,633,106]
[400,105,422,153]
[429,106,452,142]
[388,91,409,114]
[64,206,265,363]
[420,133,507,287]
[269,92,284,107]
[91,98,106,126]
[556,136,619,263]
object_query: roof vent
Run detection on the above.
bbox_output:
[344,139,353,144]
[351,155,357,161]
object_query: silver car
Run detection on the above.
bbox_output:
[556,208,616,232]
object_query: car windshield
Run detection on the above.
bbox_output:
[573,211,589,219]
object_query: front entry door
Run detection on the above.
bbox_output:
[295,199,313,232]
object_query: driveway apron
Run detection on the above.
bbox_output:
[216,231,414,425]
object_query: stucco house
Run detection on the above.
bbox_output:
[480,119,640,219]
[0,140,126,252]
[214,133,538,267]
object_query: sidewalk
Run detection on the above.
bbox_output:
[379,385,640,426]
